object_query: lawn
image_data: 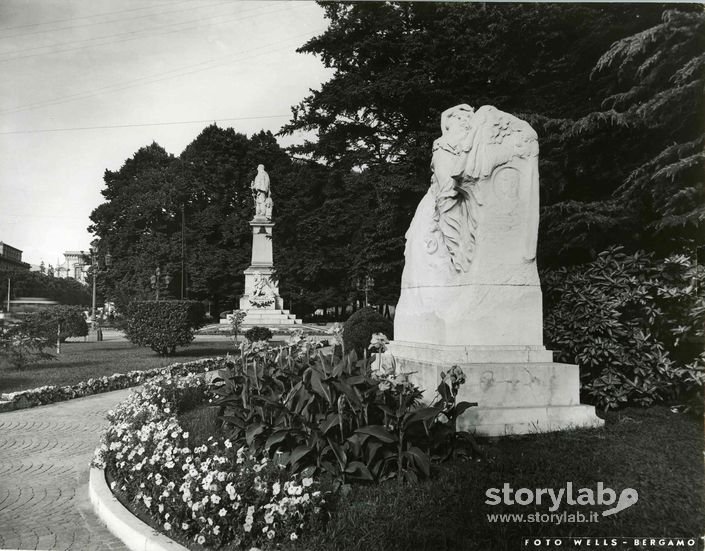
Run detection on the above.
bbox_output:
[0,338,238,394]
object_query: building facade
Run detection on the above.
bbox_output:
[0,242,30,271]
[55,251,90,284]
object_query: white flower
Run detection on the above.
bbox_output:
[218,508,227,517]
[267,530,275,539]
[213,525,220,535]
[181,522,189,530]
[290,532,298,541]
[197,535,205,544]
[164,521,171,531]
[272,482,280,495]
[302,477,313,488]
[210,494,221,504]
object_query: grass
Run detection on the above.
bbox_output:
[279,407,704,551]
[0,339,238,394]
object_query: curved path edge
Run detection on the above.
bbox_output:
[89,467,189,551]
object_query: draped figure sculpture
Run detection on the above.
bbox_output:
[394,104,542,346]
[251,164,273,220]
[389,105,604,437]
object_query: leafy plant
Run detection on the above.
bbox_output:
[543,247,705,410]
[22,305,89,343]
[228,310,247,344]
[343,307,393,357]
[244,326,273,343]
[211,335,474,488]
[124,300,206,356]
[0,322,54,369]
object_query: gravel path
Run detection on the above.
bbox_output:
[0,388,135,550]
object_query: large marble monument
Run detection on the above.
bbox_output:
[388,104,602,436]
[237,165,302,327]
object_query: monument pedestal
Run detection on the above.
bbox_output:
[235,216,302,328]
[388,342,604,437]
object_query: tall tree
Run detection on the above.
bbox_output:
[280,2,671,301]
[539,9,705,263]
[89,128,306,314]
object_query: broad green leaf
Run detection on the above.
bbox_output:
[355,425,398,443]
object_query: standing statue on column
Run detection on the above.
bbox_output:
[251,164,271,219]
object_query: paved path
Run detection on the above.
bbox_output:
[0,388,135,550]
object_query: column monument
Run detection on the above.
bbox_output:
[388,105,603,436]
[238,165,301,327]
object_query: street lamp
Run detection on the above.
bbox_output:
[150,267,172,301]
[89,239,112,338]
[354,274,375,307]
[89,239,99,330]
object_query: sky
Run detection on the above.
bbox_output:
[0,0,333,267]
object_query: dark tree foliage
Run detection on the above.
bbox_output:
[280,2,675,288]
[0,270,91,306]
[539,9,705,264]
[88,142,176,311]
[89,129,296,315]
[283,3,665,169]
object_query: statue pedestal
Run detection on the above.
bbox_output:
[238,218,302,328]
[388,342,603,436]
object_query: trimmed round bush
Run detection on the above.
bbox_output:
[244,326,272,342]
[125,300,205,356]
[343,306,393,356]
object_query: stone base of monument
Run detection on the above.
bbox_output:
[241,307,302,327]
[388,341,604,437]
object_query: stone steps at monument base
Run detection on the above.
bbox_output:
[456,404,604,437]
[220,310,301,325]
[241,310,302,326]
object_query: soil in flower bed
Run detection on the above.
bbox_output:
[0,340,237,394]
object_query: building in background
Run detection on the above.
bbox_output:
[55,250,89,284]
[0,242,30,271]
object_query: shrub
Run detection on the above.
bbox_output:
[245,325,272,342]
[125,300,206,356]
[0,322,54,369]
[543,247,705,410]
[343,307,393,357]
[22,305,88,343]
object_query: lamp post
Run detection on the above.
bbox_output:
[354,274,375,307]
[150,267,172,301]
[89,239,112,338]
[89,239,99,331]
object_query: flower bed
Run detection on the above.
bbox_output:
[0,357,229,411]
[93,371,327,550]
